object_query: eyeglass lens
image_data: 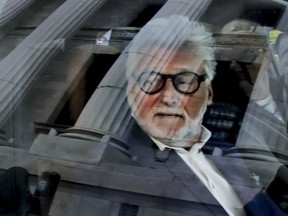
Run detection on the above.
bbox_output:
[136,71,204,94]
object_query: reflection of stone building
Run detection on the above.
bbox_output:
[0,0,287,215]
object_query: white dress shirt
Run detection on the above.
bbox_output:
[151,127,246,216]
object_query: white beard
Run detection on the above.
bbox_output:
[135,106,207,148]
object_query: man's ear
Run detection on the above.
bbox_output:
[207,84,213,106]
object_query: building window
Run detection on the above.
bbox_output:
[129,5,163,27]
[54,53,119,127]
[118,203,139,216]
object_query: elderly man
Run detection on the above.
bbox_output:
[125,15,288,216]
[125,15,246,216]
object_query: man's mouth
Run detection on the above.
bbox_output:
[154,112,184,119]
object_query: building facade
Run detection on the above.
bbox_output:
[0,0,287,215]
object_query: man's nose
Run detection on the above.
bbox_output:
[159,80,180,107]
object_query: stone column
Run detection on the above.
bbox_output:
[277,7,288,32]
[0,0,34,26]
[60,0,212,144]
[0,0,35,38]
[153,0,211,19]
[0,0,107,125]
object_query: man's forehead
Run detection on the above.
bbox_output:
[128,47,203,74]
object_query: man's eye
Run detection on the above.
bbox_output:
[176,79,193,86]
[178,80,191,85]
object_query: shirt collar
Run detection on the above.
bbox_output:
[151,126,211,153]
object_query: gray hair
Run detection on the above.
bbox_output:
[126,15,216,81]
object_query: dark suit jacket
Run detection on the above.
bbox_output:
[125,115,287,215]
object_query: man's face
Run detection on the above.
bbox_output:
[126,49,213,147]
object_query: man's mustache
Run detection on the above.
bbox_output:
[152,109,185,119]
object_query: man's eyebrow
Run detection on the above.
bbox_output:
[178,68,194,72]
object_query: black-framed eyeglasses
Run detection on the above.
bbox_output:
[134,71,207,95]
